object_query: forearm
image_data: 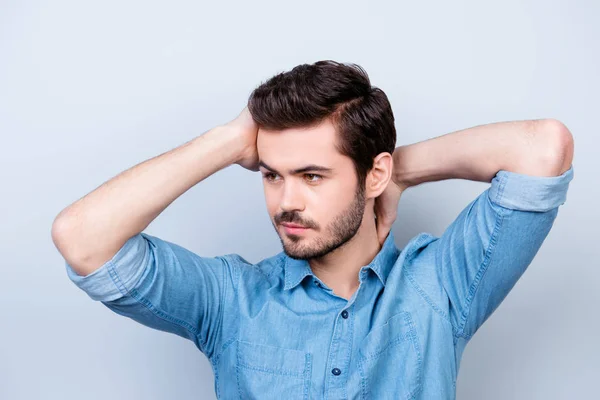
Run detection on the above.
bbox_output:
[392,118,574,188]
[52,126,244,275]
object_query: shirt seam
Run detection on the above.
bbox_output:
[403,235,459,337]
[404,269,459,337]
[455,208,504,340]
[208,255,241,364]
[455,173,508,339]
[207,255,229,360]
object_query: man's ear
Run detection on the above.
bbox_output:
[365,152,393,199]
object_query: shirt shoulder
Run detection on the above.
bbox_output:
[396,232,449,312]
[394,231,441,290]
[226,252,287,286]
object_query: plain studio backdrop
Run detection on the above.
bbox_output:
[1,1,598,399]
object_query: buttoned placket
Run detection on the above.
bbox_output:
[315,268,368,400]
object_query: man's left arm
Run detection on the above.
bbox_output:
[378,118,574,339]
[392,118,573,186]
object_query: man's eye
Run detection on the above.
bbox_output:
[263,173,281,182]
[304,174,322,182]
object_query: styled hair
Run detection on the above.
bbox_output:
[247,60,396,185]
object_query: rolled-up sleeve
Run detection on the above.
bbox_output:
[489,165,574,212]
[65,233,149,302]
[64,232,241,358]
[432,164,574,340]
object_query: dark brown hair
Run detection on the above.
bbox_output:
[247,60,396,186]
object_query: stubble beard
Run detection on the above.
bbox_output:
[276,184,366,260]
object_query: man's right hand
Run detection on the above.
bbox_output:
[223,106,260,171]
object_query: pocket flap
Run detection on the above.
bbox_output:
[237,340,309,377]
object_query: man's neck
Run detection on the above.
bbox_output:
[309,216,382,300]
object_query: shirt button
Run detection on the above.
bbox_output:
[331,368,341,376]
[341,310,349,319]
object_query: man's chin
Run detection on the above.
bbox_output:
[281,240,316,260]
[282,240,336,261]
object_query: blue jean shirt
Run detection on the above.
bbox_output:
[65,165,574,399]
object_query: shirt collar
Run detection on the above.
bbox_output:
[283,231,400,291]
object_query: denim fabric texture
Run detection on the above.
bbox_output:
[65,165,574,399]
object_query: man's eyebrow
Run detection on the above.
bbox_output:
[259,161,333,175]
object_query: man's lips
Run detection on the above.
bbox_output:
[280,222,311,234]
[281,223,308,229]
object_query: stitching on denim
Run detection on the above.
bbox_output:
[219,257,228,346]
[405,312,423,400]
[358,351,367,399]
[236,342,307,377]
[209,256,241,364]
[491,167,510,216]
[106,262,129,297]
[456,188,506,339]
[237,362,306,377]
[211,357,220,399]
[209,256,229,360]
[497,168,508,214]
[236,346,244,400]
[213,335,237,365]
[229,254,241,302]
[209,256,241,363]
[361,333,412,361]
[282,255,296,290]
[303,353,312,400]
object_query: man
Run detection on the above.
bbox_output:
[52,60,574,399]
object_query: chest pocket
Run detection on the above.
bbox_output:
[357,311,423,400]
[236,340,312,399]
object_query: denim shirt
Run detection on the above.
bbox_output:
[64,165,574,400]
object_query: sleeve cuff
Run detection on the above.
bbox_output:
[65,233,151,302]
[488,164,574,212]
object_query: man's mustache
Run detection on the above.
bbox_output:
[274,211,318,229]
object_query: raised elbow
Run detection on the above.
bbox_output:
[51,214,73,255]
[539,119,575,175]
[51,213,93,276]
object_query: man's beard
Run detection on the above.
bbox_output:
[273,184,366,260]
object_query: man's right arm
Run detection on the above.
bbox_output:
[51,109,257,276]
[51,108,258,357]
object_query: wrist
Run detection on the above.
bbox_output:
[196,125,248,166]
[391,146,413,190]
[212,124,259,171]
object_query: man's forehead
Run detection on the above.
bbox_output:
[257,122,344,172]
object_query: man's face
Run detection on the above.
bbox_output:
[257,118,366,260]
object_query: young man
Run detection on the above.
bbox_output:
[52,60,574,399]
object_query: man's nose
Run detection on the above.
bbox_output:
[279,181,305,212]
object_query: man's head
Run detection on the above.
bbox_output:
[248,60,396,260]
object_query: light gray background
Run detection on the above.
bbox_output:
[1,0,597,399]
